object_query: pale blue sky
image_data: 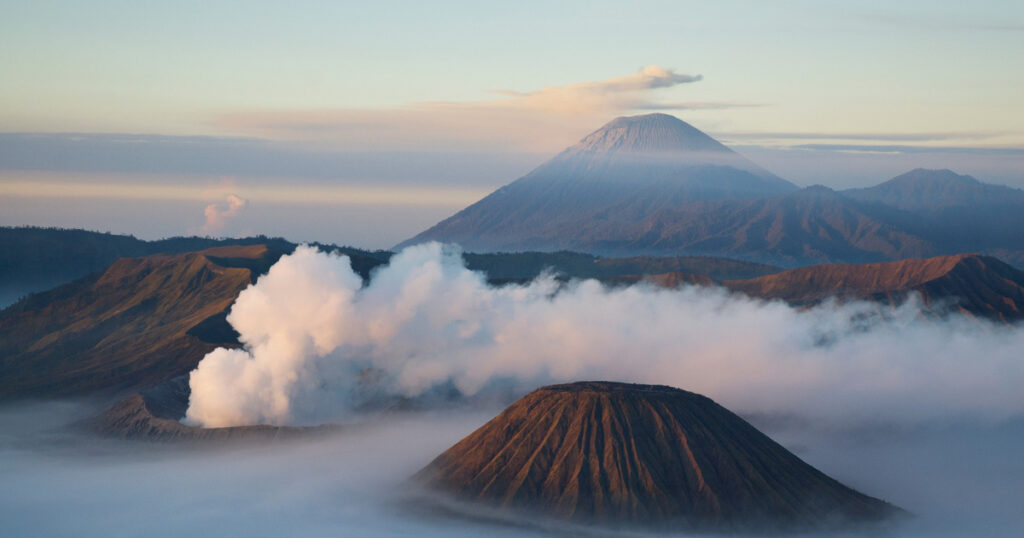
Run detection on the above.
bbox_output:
[3,1,1022,136]
[1,1,1022,246]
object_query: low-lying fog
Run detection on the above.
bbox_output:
[186,244,1024,428]
[1,402,1021,537]
[4,243,1023,536]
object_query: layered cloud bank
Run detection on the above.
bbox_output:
[186,244,1024,427]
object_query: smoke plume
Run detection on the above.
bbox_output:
[200,193,247,235]
[186,244,1024,428]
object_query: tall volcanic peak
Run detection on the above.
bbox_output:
[398,114,797,253]
[565,113,733,155]
[550,114,791,185]
[416,381,901,532]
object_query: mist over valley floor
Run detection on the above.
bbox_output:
[2,400,1021,537]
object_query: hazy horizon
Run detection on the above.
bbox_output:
[2,132,1022,249]
[3,2,1023,248]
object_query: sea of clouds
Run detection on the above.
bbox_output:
[4,243,1024,537]
[185,243,1024,428]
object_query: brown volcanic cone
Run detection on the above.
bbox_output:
[415,382,901,531]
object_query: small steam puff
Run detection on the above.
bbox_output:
[200,194,247,235]
[185,244,1024,427]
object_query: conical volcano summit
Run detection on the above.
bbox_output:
[398,114,797,253]
[400,114,1024,267]
[415,381,902,532]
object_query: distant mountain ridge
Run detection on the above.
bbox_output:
[843,168,1024,211]
[399,115,1024,267]
[591,184,936,266]
[0,227,292,308]
[843,169,1024,265]
[0,227,390,308]
[725,253,1024,323]
[0,245,282,400]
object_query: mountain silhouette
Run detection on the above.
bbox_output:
[843,168,1024,212]
[844,169,1024,265]
[398,114,798,253]
[400,116,1024,267]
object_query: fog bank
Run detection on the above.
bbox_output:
[186,243,1024,428]
[1,403,1021,537]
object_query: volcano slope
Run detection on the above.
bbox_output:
[0,245,285,401]
[725,253,1024,323]
[415,382,902,532]
[401,114,1024,266]
[399,113,799,254]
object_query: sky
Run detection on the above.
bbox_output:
[1,1,1022,248]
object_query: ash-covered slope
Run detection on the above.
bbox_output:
[399,114,797,253]
[415,381,901,531]
[0,245,284,400]
[726,253,1024,322]
[618,185,935,266]
[398,117,951,266]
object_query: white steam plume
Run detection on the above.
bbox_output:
[185,244,1024,427]
[200,193,247,235]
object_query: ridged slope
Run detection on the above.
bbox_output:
[398,114,797,252]
[565,113,737,156]
[416,382,900,531]
[600,185,935,265]
[844,168,1024,211]
[726,254,1024,322]
[0,245,282,400]
[844,169,1024,262]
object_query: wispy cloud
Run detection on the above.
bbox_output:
[0,173,490,207]
[719,131,1011,143]
[634,101,766,111]
[215,66,709,152]
[482,65,703,115]
[789,144,1024,156]
[0,133,539,186]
